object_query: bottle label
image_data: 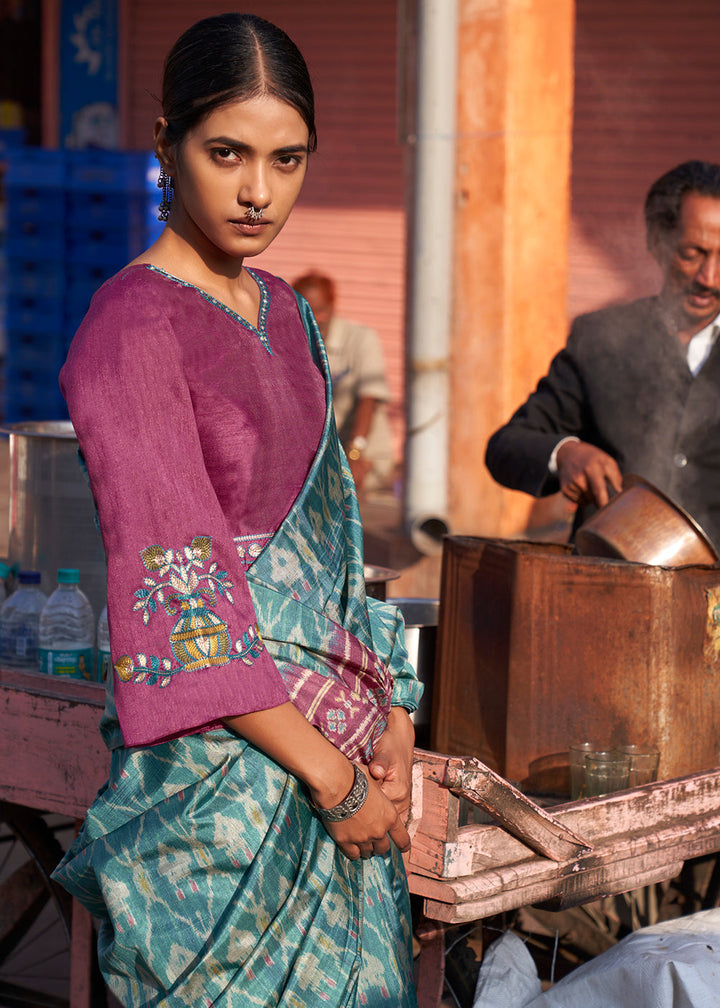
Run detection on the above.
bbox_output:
[97,648,112,683]
[39,646,94,680]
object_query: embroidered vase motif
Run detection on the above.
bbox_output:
[169,596,231,671]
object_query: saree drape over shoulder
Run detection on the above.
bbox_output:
[52,266,422,1007]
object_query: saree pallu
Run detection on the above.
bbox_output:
[53,297,420,1007]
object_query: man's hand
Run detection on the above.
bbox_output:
[556,439,623,508]
[368,707,415,819]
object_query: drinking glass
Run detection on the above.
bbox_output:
[584,751,630,797]
[619,744,660,786]
[569,742,602,799]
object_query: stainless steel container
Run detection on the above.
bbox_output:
[364,564,400,601]
[393,597,439,748]
[4,421,107,621]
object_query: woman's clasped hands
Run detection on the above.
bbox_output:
[321,707,415,861]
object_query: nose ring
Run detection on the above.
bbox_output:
[246,205,264,223]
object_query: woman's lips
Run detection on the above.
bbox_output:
[229,219,271,236]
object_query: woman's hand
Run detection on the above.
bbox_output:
[223,702,411,860]
[368,707,415,818]
[319,767,411,861]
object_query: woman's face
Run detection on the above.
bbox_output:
[161,94,309,262]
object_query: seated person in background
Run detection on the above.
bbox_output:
[293,271,394,494]
[485,160,720,550]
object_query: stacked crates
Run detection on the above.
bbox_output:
[3,148,162,423]
[0,129,27,364]
[64,150,162,336]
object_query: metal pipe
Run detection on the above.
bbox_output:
[403,0,458,555]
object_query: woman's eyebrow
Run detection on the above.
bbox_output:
[205,136,308,156]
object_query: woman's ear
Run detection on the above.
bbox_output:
[154,117,175,176]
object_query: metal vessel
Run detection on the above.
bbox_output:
[4,421,107,621]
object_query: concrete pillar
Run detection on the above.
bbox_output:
[448,0,575,537]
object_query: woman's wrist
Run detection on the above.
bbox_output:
[311,763,369,820]
[305,749,357,810]
[223,703,356,808]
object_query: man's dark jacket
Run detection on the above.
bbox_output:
[485,296,720,550]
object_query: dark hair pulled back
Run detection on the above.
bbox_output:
[161,13,316,152]
[645,160,720,247]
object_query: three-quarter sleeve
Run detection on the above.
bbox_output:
[61,271,294,746]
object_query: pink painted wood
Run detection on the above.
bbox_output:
[407,749,720,922]
[0,668,108,1007]
[0,667,108,816]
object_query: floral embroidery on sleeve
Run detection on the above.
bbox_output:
[115,535,264,688]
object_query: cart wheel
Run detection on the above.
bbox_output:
[0,801,74,1007]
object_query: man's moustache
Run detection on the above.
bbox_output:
[689,284,720,298]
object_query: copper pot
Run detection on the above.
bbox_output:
[575,474,719,567]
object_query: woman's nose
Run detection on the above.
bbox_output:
[239,165,270,209]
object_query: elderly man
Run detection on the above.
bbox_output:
[485,160,720,549]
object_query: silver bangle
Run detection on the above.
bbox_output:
[313,764,369,822]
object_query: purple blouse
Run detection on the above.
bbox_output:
[60,264,326,746]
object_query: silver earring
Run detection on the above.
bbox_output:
[246,205,264,223]
[157,167,174,221]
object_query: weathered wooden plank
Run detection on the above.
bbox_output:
[439,756,591,861]
[0,669,108,817]
[408,758,720,877]
[411,749,461,843]
[406,753,720,924]
[420,859,686,923]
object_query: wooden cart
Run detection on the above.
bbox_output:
[3,667,720,1008]
[407,749,720,1007]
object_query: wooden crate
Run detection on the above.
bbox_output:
[431,536,720,782]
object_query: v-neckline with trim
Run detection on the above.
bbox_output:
[141,264,273,354]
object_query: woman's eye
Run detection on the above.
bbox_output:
[213,147,237,161]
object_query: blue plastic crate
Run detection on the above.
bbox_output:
[67,189,160,235]
[5,225,65,262]
[67,188,141,227]
[1,387,68,424]
[2,365,66,424]
[4,355,65,386]
[6,187,66,226]
[66,262,112,294]
[4,147,65,189]
[66,222,151,267]
[6,257,65,299]
[0,128,26,162]
[6,295,65,335]
[65,273,107,308]
[5,335,67,376]
[66,149,158,194]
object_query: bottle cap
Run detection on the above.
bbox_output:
[57,568,80,584]
[18,570,41,584]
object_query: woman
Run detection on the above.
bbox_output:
[53,13,422,1007]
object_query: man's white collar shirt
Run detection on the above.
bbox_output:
[686,312,720,376]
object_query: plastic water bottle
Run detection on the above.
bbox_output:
[96,604,111,683]
[39,569,95,680]
[0,570,46,671]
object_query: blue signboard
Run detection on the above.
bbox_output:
[60,0,118,148]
